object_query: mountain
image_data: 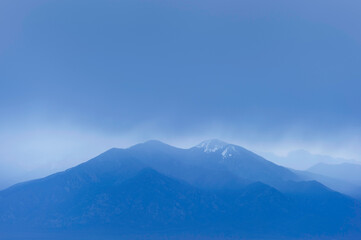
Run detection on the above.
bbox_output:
[95,139,299,190]
[0,139,360,239]
[299,162,361,199]
[308,162,361,185]
[293,169,361,200]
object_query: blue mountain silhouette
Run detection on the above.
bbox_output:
[0,140,360,239]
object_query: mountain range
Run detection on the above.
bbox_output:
[0,139,360,240]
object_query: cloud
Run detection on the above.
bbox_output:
[1,0,361,187]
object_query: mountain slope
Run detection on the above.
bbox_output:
[191,139,300,187]
[293,169,361,200]
[1,167,359,238]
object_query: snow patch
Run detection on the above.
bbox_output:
[196,139,228,153]
[222,146,235,159]
[196,140,237,158]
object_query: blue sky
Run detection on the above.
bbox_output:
[1,0,361,182]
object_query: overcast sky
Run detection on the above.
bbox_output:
[1,0,361,185]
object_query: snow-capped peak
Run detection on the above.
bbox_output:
[196,139,239,159]
[196,139,229,152]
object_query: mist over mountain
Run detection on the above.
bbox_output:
[261,150,359,170]
[2,0,361,185]
[1,140,360,240]
[307,162,361,184]
[2,0,361,239]
[294,169,361,201]
[259,150,361,199]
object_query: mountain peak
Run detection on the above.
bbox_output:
[142,139,167,146]
[131,140,170,148]
[129,140,181,153]
[196,139,230,153]
[195,139,254,159]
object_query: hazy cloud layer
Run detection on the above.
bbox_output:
[1,0,361,187]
